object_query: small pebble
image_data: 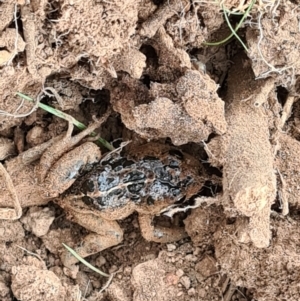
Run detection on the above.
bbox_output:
[180,276,191,289]
[176,269,184,277]
[124,266,132,275]
[198,288,206,298]
[193,247,201,256]
[185,254,197,261]
[128,232,137,239]
[109,265,118,274]
[91,279,101,289]
[132,220,139,228]
[167,244,176,251]
[63,266,79,279]
[95,255,106,267]
[188,288,196,296]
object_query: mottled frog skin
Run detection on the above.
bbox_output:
[69,144,202,215]
[59,142,205,266]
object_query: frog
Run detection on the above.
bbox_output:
[58,141,205,267]
[1,111,205,267]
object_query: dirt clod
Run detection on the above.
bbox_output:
[11,257,78,301]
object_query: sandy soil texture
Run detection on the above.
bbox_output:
[0,1,300,300]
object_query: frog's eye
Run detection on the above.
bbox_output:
[168,159,179,168]
[168,149,184,160]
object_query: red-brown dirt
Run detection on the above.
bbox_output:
[0,1,300,300]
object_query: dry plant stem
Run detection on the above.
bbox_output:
[42,87,65,108]
[0,163,22,220]
[0,95,39,119]
[99,273,115,293]
[140,0,190,38]
[276,169,288,216]
[279,95,295,129]
[15,245,43,261]
[223,283,236,301]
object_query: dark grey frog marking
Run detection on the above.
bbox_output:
[68,147,199,211]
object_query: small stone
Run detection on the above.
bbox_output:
[108,265,118,274]
[180,276,191,289]
[176,269,184,277]
[124,266,132,275]
[195,256,218,279]
[21,207,55,237]
[91,279,101,289]
[193,247,201,256]
[167,244,176,251]
[166,251,175,257]
[198,288,206,298]
[0,281,10,297]
[63,265,79,279]
[95,255,106,267]
[185,254,197,262]
[164,273,179,285]
[128,232,137,239]
[76,271,93,296]
[143,254,156,261]
[188,288,196,296]
[132,220,139,228]
[109,265,118,274]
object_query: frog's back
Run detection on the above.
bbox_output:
[68,143,204,214]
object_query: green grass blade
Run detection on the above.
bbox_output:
[62,243,110,277]
[16,92,114,151]
[222,4,249,52]
[203,0,256,48]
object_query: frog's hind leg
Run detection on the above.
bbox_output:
[43,142,101,197]
[60,209,123,268]
[38,109,111,183]
[138,214,187,243]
